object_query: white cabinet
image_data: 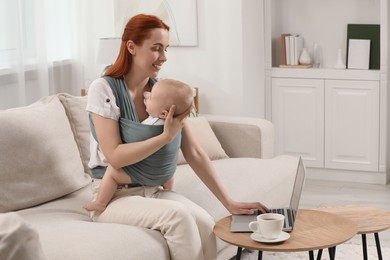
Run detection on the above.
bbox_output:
[272,77,380,172]
[264,0,389,183]
[272,78,324,168]
[325,80,379,171]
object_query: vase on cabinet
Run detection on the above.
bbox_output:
[334,48,346,69]
[299,48,311,65]
[312,43,322,68]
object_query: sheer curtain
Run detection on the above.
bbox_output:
[0,0,83,109]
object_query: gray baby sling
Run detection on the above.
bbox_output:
[90,77,181,186]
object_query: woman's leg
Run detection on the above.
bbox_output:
[155,189,217,260]
[91,181,206,260]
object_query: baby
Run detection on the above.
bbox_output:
[83,78,194,212]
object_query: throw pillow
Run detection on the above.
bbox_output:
[0,96,90,212]
[58,93,91,176]
[177,116,228,165]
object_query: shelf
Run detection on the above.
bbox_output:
[267,0,381,69]
[270,67,381,81]
[279,64,313,69]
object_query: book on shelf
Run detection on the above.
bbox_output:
[289,36,295,65]
[280,33,304,66]
[281,33,290,65]
[294,35,303,65]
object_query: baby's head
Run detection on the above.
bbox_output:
[144,79,194,119]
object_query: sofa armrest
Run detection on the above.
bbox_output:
[203,114,274,159]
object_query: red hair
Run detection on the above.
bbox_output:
[104,14,169,78]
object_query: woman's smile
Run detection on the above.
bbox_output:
[153,63,162,71]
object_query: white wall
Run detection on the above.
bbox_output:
[83,0,266,118]
[81,0,116,87]
[160,0,265,117]
[242,0,265,118]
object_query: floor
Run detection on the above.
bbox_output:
[300,178,390,244]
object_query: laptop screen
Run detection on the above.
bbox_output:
[230,156,306,232]
[289,157,305,212]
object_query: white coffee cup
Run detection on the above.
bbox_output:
[249,213,284,240]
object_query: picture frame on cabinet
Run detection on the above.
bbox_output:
[347,39,371,70]
[346,24,380,70]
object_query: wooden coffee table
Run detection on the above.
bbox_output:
[319,204,390,260]
[214,209,357,260]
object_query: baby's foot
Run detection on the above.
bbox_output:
[83,202,106,212]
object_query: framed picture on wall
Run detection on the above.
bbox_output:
[114,0,198,46]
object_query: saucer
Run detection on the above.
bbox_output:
[250,231,290,243]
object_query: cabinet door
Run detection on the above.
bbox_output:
[272,78,324,167]
[325,80,379,171]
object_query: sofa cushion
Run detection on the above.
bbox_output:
[57,93,91,176]
[0,96,90,212]
[177,116,228,165]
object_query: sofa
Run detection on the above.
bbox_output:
[0,93,298,260]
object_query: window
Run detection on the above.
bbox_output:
[0,0,76,71]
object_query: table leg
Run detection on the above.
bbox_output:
[258,250,263,260]
[309,250,314,260]
[362,234,368,260]
[236,247,242,260]
[328,246,336,260]
[374,232,383,260]
[316,249,323,260]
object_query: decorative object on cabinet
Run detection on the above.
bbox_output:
[334,49,346,69]
[312,43,322,68]
[347,39,371,70]
[346,24,380,70]
[280,34,303,66]
[279,33,312,68]
[298,47,311,65]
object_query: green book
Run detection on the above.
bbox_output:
[346,24,380,70]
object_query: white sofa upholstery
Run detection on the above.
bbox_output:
[0,93,298,260]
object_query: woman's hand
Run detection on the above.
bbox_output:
[226,200,269,215]
[162,104,190,143]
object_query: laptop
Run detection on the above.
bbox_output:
[230,156,306,232]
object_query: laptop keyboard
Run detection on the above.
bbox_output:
[268,208,296,229]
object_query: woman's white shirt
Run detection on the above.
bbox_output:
[86,78,120,168]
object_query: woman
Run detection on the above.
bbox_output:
[87,14,268,260]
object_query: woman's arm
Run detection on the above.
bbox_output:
[93,105,185,169]
[180,121,269,215]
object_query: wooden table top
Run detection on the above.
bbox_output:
[319,204,390,234]
[213,209,357,253]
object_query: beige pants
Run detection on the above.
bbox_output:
[91,180,217,260]
[0,212,45,260]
